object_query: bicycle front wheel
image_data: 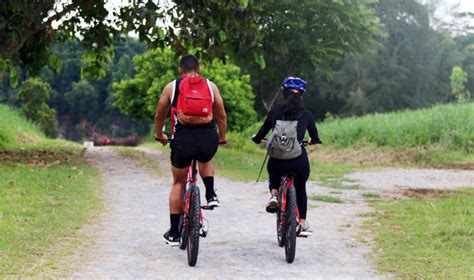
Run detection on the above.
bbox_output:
[285,186,297,263]
[179,214,188,250]
[277,208,285,247]
[187,185,201,266]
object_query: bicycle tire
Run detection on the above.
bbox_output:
[179,214,188,250]
[285,185,297,263]
[276,207,285,247]
[187,185,201,266]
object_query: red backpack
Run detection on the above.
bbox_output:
[175,76,213,117]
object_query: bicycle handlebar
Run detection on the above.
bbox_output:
[261,138,312,146]
[154,134,168,145]
[155,134,227,146]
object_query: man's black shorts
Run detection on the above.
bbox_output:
[170,125,219,169]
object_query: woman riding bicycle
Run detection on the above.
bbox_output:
[252,77,321,236]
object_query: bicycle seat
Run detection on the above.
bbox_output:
[282,172,297,178]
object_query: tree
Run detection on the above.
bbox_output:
[113,48,257,132]
[450,66,470,101]
[455,34,474,94]
[64,80,101,125]
[0,1,262,85]
[242,0,383,112]
[310,0,465,118]
[16,78,58,137]
[34,38,149,138]
[201,60,257,132]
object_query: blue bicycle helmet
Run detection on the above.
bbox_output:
[282,77,307,93]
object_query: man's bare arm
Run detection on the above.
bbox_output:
[154,83,173,139]
[211,82,227,142]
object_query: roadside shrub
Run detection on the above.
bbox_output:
[16,78,58,138]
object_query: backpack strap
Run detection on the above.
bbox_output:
[205,79,215,103]
[171,78,182,108]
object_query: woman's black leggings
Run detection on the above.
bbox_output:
[267,153,310,219]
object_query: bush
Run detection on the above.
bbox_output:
[113,48,257,132]
[16,78,58,138]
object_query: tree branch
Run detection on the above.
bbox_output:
[12,3,77,54]
[47,3,77,24]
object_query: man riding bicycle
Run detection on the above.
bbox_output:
[252,77,321,237]
[154,55,227,246]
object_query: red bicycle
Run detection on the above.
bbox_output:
[178,159,210,266]
[258,139,310,263]
[276,173,299,263]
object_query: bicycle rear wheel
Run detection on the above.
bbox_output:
[187,185,201,266]
[285,186,297,263]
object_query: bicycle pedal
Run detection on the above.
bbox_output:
[201,205,215,210]
[200,230,208,238]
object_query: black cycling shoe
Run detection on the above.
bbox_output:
[163,230,180,246]
[206,195,220,208]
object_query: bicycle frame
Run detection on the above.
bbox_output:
[182,160,204,230]
[279,176,300,225]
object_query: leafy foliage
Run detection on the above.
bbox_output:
[450,66,470,102]
[310,0,472,118]
[64,80,100,126]
[0,1,262,84]
[242,0,383,111]
[201,60,257,132]
[16,78,58,138]
[37,39,147,139]
[113,48,257,131]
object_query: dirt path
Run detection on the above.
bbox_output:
[64,147,382,279]
[345,168,474,191]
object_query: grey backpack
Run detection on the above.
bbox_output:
[266,113,303,160]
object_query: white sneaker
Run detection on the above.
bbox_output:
[266,195,278,213]
[297,223,313,237]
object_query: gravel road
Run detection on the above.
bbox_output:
[63,147,474,279]
[64,147,383,279]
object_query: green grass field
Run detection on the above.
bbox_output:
[0,105,44,148]
[368,189,474,278]
[0,104,101,277]
[0,104,78,151]
[319,102,473,152]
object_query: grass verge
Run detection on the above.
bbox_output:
[367,188,474,278]
[0,151,101,277]
[362,192,381,199]
[310,195,344,203]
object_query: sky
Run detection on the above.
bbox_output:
[445,0,474,12]
[434,0,474,30]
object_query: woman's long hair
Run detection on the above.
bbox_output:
[269,88,304,121]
